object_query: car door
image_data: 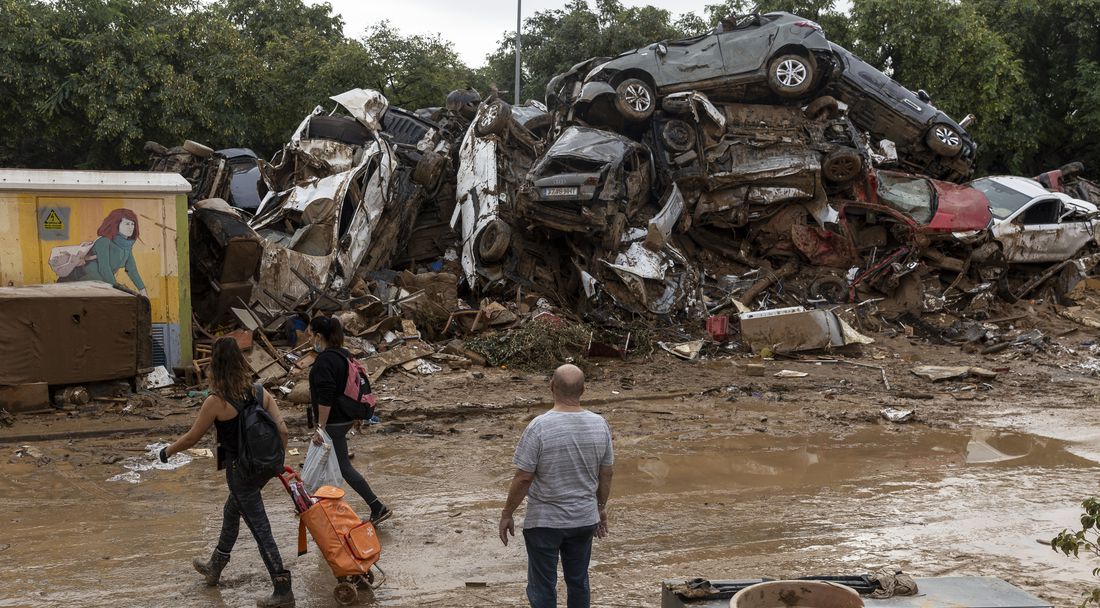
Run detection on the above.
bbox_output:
[655,33,726,88]
[996,198,1084,263]
[718,18,776,77]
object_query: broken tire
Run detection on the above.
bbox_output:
[767,54,815,98]
[925,123,963,157]
[183,140,214,158]
[804,95,839,120]
[475,100,511,137]
[823,147,863,183]
[477,219,512,263]
[613,78,656,122]
[661,120,696,153]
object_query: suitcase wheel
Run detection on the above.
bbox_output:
[334,581,358,605]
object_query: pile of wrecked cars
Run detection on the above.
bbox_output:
[149,9,1100,341]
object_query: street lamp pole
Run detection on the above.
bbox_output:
[514,0,522,104]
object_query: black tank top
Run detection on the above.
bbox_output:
[214,415,240,460]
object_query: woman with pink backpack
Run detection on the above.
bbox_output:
[307,316,392,525]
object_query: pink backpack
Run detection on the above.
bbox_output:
[341,355,377,418]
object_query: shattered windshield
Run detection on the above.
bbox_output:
[877,172,934,223]
[970,178,1033,220]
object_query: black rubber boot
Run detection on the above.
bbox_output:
[256,571,295,607]
[192,549,230,586]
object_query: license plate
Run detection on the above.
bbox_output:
[543,186,579,197]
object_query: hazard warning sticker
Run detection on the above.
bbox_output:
[43,209,64,230]
[38,206,70,241]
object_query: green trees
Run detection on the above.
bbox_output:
[480,0,693,103]
[1,0,1097,176]
[0,0,473,168]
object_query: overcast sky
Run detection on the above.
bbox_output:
[314,0,717,68]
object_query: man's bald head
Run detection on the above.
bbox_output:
[551,364,585,405]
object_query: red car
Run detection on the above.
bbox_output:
[774,169,993,298]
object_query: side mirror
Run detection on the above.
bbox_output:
[916,89,931,103]
[656,43,667,57]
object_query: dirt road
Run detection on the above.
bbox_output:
[4,333,1100,607]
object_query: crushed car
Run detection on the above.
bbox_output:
[563,11,834,126]
[826,42,977,183]
[970,175,1099,264]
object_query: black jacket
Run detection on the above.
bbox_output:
[309,347,354,425]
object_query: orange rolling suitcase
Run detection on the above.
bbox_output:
[278,467,383,605]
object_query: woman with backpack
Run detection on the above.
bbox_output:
[308,315,392,524]
[158,337,295,607]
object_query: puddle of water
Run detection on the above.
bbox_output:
[615,426,1093,496]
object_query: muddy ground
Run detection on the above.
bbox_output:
[4,303,1100,607]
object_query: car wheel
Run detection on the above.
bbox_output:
[143,141,169,156]
[660,120,696,153]
[767,54,815,98]
[474,100,511,137]
[822,147,863,183]
[412,151,446,188]
[1060,161,1085,180]
[614,78,656,122]
[926,123,963,157]
[477,218,512,263]
[183,140,214,158]
[804,95,839,120]
[810,276,849,303]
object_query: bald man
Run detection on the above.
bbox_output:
[499,364,614,608]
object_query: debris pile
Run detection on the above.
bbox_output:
[135,10,1100,383]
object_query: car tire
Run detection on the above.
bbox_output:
[477,218,512,263]
[474,100,512,137]
[183,140,214,158]
[767,54,815,98]
[412,151,446,188]
[804,95,839,120]
[926,124,963,157]
[661,120,696,153]
[144,141,169,156]
[822,147,863,183]
[810,276,848,303]
[614,78,656,122]
[1060,161,1085,180]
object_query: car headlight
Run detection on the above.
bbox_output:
[584,62,612,82]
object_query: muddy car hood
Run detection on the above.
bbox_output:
[928,180,992,231]
[532,127,636,171]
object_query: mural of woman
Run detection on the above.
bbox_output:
[61,208,147,296]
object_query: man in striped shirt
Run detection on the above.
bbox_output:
[499,364,615,608]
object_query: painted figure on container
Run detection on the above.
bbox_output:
[54,208,147,296]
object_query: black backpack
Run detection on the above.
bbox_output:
[228,383,285,479]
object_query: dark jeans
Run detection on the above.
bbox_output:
[522,525,598,608]
[327,422,382,514]
[216,459,286,578]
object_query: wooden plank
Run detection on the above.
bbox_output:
[0,383,50,413]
